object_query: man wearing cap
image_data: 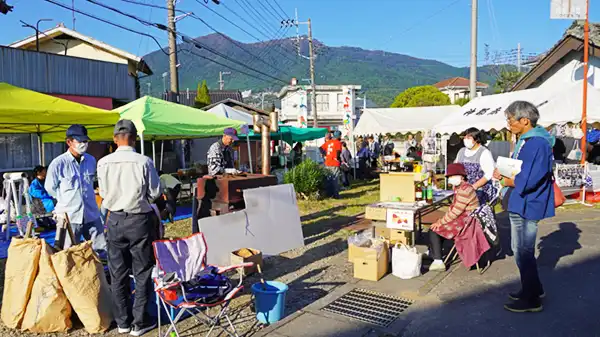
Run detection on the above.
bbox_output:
[207,127,238,176]
[320,130,343,198]
[97,119,161,336]
[45,124,106,253]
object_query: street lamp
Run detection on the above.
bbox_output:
[35,19,53,52]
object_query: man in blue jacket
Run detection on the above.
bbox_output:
[495,101,555,313]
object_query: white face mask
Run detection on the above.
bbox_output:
[463,138,475,149]
[73,141,89,155]
[448,176,462,186]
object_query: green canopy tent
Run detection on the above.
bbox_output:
[43,95,246,166]
[0,82,119,163]
[243,125,328,145]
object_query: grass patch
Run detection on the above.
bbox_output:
[163,179,380,239]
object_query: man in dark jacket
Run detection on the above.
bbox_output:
[494,101,555,313]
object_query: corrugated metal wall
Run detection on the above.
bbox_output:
[0,134,64,172]
[0,46,135,101]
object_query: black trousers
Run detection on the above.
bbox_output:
[107,211,157,328]
[429,230,449,260]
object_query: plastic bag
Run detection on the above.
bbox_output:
[347,230,373,248]
[21,240,72,333]
[1,238,42,329]
[391,244,422,280]
[567,141,583,161]
[51,241,113,333]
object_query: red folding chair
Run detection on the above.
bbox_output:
[153,233,253,337]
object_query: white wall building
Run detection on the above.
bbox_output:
[278,84,362,129]
[433,77,488,103]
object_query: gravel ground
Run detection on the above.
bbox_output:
[0,181,379,336]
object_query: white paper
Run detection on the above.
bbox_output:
[386,209,414,231]
[496,156,522,178]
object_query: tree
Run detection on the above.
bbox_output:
[194,80,211,109]
[390,85,451,108]
[455,97,470,106]
[494,71,524,93]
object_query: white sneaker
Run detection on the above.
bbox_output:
[429,260,446,271]
[130,323,157,336]
[118,326,131,334]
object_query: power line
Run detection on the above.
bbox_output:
[118,0,291,76]
[85,0,289,84]
[223,0,279,39]
[263,0,286,21]
[42,0,172,56]
[270,0,289,19]
[192,0,299,65]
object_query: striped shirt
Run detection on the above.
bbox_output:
[439,182,479,225]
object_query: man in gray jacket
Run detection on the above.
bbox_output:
[97,119,161,336]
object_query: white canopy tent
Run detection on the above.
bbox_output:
[354,105,461,135]
[433,82,600,135]
[207,104,254,125]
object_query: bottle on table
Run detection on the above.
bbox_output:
[415,181,423,201]
[426,171,434,204]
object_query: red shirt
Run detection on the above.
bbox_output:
[321,139,342,167]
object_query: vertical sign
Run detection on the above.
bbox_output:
[550,0,586,19]
[341,86,355,138]
[297,89,308,128]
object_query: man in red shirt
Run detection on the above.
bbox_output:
[320,130,343,198]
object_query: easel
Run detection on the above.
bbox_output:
[2,172,37,241]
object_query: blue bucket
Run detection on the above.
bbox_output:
[251,281,289,324]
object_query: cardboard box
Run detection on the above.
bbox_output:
[231,248,263,276]
[365,205,387,221]
[380,172,426,202]
[353,242,389,281]
[373,226,412,246]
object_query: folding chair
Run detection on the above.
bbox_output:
[443,186,500,275]
[153,233,253,337]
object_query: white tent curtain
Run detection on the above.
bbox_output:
[353,105,461,136]
[207,104,254,125]
[433,82,600,135]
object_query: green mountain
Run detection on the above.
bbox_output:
[141,33,505,107]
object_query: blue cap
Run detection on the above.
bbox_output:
[223,127,239,141]
[333,130,342,139]
[66,124,90,142]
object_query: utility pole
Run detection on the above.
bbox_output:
[517,43,521,72]
[469,0,478,100]
[294,8,300,55]
[307,18,317,127]
[283,12,318,127]
[218,71,231,90]
[167,0,179,103]
[146,82,151,96]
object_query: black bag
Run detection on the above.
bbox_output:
[501,187,513,212]
[178,266,233,304]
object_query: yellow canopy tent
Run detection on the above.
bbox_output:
[0,82,119,163]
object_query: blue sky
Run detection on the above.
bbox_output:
[1,0,596,67]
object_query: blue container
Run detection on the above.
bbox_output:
[251,281,289,324]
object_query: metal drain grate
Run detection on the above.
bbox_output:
[322,288,413,327]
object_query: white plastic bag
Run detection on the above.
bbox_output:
[571,125,585,139]
[567,141,583,161]
[391,244,422,279]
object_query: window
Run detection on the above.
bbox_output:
[316,94,329,112]
[337,93,344,111]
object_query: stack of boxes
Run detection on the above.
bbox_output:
[348,172,427,281]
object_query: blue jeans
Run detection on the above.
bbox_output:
[326,166,341,198]
[509,212,543,301]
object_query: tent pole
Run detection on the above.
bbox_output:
[152,140,156,164]
[37,133,43,165]
[160,140,164,171]
[246,134,254,173]
[140,133,145,156]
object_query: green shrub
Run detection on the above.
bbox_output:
[284,159,328,199]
